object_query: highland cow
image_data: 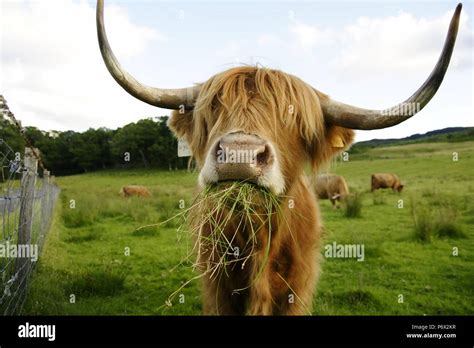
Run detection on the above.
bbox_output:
[97,0,461,314]
[119,185,152,198]
[313,174,350,208]
[371,173,404,193]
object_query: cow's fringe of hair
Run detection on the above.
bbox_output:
[192,66,326,163]
[169,66,354,172]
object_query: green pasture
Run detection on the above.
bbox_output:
[22,141,474,315]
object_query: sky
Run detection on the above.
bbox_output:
[1,0,473,142]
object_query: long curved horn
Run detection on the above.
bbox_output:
[96,0,200,109]
[321,3,462,130]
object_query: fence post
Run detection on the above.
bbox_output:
[16,147,38,297]
[41,170,50,235]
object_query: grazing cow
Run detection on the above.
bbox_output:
[313,174,349,208]
[371,173,404,193]
[119,185,152,197]
[97,0,461,314]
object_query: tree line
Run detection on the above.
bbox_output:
[0,115,188,176]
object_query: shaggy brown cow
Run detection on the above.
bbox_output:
[371,173,404,193]
[119,185,152,197]
[97,0,461,314]
[313,174,349,208]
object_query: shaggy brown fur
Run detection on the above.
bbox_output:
[119,185,152,197]
[313,174,350,208]
[168,66,354,315]
[371,173,404,192]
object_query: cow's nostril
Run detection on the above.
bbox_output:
[256,145,271,166]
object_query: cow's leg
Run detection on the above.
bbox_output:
[202,273,246,315]
[247,255,273,315]
[199,244,246,315]
[273,182,320,316]
[280,251,319,315]
[202,274,224,315]
[330,193,340,209]
[269,239,319,315]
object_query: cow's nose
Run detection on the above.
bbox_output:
[214,133,274,182]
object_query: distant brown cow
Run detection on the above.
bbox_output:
[119,185,152,197]
[371,173,403,192]
[313,174,349,208]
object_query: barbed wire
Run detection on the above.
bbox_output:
[0,95,60,315]
[0,95,46,171]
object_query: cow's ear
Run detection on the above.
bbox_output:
[167,109,194,141]
[309,125,354,171]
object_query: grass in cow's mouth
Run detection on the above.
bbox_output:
[192,182,280,275]
[148,181,282,309]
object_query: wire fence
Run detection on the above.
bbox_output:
[0,96,60,315]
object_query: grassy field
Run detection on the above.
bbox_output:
[22,141,474,315]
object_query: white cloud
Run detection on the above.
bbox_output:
[289,8,473,76]
[1,1,471,143]
[1,0,166,131]
[289,21,335,51]
[335,9,472,76]
[283,6,473,143]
